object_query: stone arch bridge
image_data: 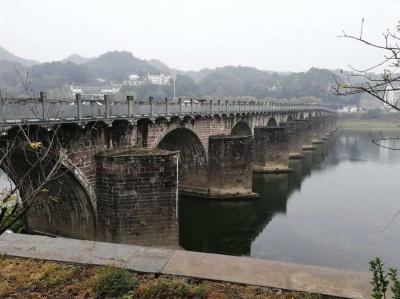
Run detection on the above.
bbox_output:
[0,94,337,246]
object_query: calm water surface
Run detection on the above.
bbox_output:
[179,129,400,271]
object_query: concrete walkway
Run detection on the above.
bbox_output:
[0,233,370,298]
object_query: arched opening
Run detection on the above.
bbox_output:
[157,128,207,187]
[231,121,252,136]
[286,115,294,122]
[266,117,278,127]
[299,114,305,120]
[0,147,96,240]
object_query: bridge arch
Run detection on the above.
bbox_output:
[266,117,278,127]
[0,138,97,240]
[156,127,208,187]
[231,120,252,136]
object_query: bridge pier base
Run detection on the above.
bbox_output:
[207,135,258,199]
[280,121,306,160]
[253,126,292,173]
[299,119,316,151]
[95,148,179,247]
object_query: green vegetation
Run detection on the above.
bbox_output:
[339,120,400,130]
[135,277,208,299]
[0,193,26,233]
[90,266,139,298]
[0,256,330,298]
[369,257,400,299]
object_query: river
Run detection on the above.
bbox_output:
[179,129,400,272]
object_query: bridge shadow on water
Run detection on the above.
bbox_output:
[179,141,332,256]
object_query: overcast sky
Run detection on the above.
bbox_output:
[1,0,399,72]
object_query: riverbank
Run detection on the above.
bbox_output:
[0,233,370,298]
[0,256,331,299]
[339,119,400,129]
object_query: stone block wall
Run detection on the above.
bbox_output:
[254,126,289,169]
[282,121,305,155]
[208,135,254,195]
[298,119,314,146]
[95,148,178,247]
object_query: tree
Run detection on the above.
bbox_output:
[334,20,400,112]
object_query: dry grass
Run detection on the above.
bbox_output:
[0,256,338,299]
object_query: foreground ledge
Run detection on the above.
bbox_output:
[0,233,370,298]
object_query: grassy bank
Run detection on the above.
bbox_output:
[0,256,332,299]
[339,120,400,130]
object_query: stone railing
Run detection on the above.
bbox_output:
[0,92,336,125]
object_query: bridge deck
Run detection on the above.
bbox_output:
[0,96,336,126]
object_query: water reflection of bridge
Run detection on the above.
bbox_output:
[179,139,333,256]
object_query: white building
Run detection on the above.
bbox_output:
[71,84,121,99]
[339,106,361,113]
[125,74,145,86]
[147,73,171,85]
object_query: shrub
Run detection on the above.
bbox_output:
[137,277,208,299]
[91,266,138,298]
[370,257,400,299]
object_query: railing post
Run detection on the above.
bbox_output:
[149,96,153,116]
[190,98,193,114]
[39,91,46,120]
[233,100,236,112]
[201,99,204,113]
[218,100,221,113]
[0,94,5,122]
[90,100,95,118]
[225,100,228,112]
[178,97,182,114]
[238,100,241,112]
[127,95,134,117]
[104,94,110,118]
[210,99,213,114]
[76,93,82,120]
[165,97,168,115]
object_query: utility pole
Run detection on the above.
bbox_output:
[173,70,176,102]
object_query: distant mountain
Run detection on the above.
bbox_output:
[148,59,171,73]
[0,47,39,67]
[0,49,363,105]
[0,60,29,94]
[179,68,214,83]
[85,51,159,80]
[62,54,92,65]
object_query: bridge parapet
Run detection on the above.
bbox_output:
[0,94,336,126]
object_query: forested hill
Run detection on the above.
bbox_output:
[0,48,360,104]
[0,47,39,67]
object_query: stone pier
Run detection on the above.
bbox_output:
[95,148,179,248]
[299,119,316,151]
[207,135,257,198]
[280,121,305,159]
[253,126,291,173]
